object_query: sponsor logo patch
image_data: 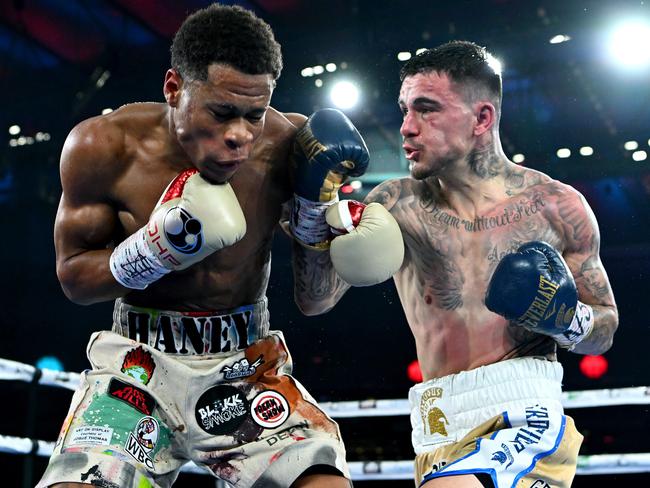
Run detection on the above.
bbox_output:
[195,385,249,435]
[221,355,264,380]
[121,346,156,385]
[108,378,156,415]
[250,390,290,429]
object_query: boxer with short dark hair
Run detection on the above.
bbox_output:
[37,4,400,488]
[302,41,618,487]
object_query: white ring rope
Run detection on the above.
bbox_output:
[1,358,648,413]
[0,434,648,478]
[2,357,649,477]
[0,358,80,391]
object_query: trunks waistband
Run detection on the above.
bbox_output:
[409,357,564,453]
[112,297,270,356]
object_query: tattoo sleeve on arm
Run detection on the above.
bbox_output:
[558,190,619,354]
[292,241,351,315]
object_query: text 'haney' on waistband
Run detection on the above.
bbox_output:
[111,297,270,356]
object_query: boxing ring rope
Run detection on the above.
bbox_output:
[1,358,649,479]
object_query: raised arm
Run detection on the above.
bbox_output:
[559,190,618,354]
[54,119,126,304]
[285,110,404,315]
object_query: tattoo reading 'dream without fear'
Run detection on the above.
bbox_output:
[421,197,546,232]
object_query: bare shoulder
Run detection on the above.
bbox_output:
[519,166,597,252]
[364,176,414,212]
[263,108,305,141]
[60,113,128,204]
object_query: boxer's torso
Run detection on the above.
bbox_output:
[103,103,294,310]
[385,167,586,379]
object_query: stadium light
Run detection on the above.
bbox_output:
[330,80,360,110]
[607,19,650,69]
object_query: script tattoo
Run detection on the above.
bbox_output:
[420,194,548,233]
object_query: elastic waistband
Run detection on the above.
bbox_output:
[112,297,270,356]
[409,357,564,453]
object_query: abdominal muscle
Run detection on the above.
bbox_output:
[394,271,554,380]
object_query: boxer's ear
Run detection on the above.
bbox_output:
[163,69,183,108]
[473,102,496,136]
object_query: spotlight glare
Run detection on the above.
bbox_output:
[102,108,113,115]
[330,81,360,110]
[325,63,337,72]
[8,125,20,135]
[8,139,17,147]
[557,148,571,158]
[632,150,647,161]
[313,65,324,75]
[486,53,503,75]
[350,180,363,190]
[579,146,594,156]
[624,140,638,150]
[397,51,412,61]
[549,34,571,44]
[512,153,525,164]
[301,67,314,77]
[314,79,323,88]
[608,20,650,69]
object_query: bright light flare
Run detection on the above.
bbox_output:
[607,19,650,69]
[330,81,360,109]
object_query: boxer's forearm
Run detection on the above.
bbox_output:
[291,242,350,316]
[57,249,128,305]
[570,304,618,355]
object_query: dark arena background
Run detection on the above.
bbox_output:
[1,1,649,487]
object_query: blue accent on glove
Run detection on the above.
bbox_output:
[485,241,578,335]
[292,108,370,201]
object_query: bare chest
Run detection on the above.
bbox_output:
[396,193,564,309]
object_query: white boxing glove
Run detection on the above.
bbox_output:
[110,168,246,289]
[325,200,404,286]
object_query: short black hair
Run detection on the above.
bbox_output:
[400,40,502,111]
[171,4,282,81]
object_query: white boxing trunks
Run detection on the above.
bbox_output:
[36,298,350,488]
[409,357,582,488]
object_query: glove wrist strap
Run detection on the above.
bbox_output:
[552,301,594,351]
[110,227,171,290]
[289,194,338,249]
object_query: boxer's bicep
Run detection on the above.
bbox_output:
[561,193,616,309]
[561,192,618,353]
[54,120,125,304]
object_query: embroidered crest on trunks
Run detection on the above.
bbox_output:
[221,355,264,380]
[419,387,449,437]
[121,346,155,385]
[195,385,250,435]
[250,390,290,429]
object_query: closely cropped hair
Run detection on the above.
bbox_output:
[171,4,282,81]
[400,41,502,110]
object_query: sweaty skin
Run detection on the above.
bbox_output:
[55,65,302,310]
[293,70,617,380]
[367,170,616,379]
